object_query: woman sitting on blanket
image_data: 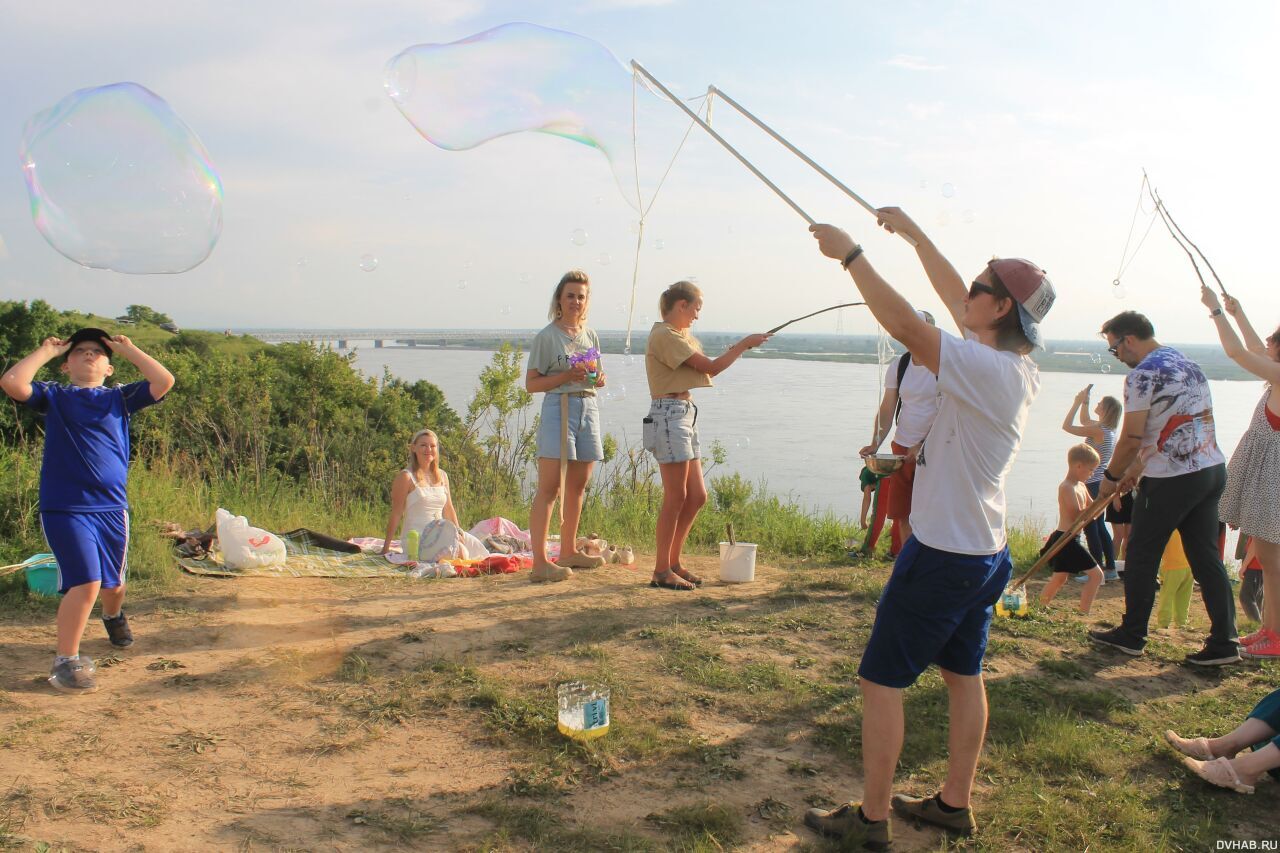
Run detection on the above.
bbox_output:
[380,429,484,558]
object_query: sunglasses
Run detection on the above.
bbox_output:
[1107,338,1126,357]
[968,281,995,299]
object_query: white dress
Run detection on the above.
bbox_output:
[398,470,489,558]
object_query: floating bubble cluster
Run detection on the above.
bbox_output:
[19,82,223,274]
[384,22,689,213]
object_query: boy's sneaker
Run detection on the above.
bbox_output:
[49,658,98,694]
[1185,644,1241,666]
[1103,570,1120,582]
[1089,627,1144,656]
[1242,627,1277,649]
[803,802,892,850]
[891,793,976,837]
[103,612,133,647]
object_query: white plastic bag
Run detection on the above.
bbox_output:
[215,508,287,570]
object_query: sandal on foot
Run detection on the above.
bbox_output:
[1183,756,1254,793]
[672,565,703,587]
[1165,729,1214,760]
[649,570,695,591]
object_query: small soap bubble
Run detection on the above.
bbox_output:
[594,195,604,206]
[19,81,223,274]
[500,304,511,315]
[653,238,665,251]
[623,353,636,367]
[598,252,612,266]
[1090,353,1102,364]
[359,254,378,272]
[1101,364,1112,373]
[296,257,308,268]
[463,259,474,270]
[919,179,929,190]
[458,279,468,290]
[519,272,530,284]
[962,209,975,223]
[735,436,751,450]
[570,228,588,246]
[941,182,956,198]
[1112,284,1127,300]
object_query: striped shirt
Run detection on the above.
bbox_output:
[1086,427,1116,485]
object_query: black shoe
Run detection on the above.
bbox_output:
[103,612,134,648]
[1089,627,1144,656]
[1185,645,1241,666]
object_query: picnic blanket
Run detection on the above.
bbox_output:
[178,528,406,578]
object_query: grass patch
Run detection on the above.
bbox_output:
[644,802,744,850]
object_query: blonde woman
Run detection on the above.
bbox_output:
[380,429,462,555]
[644,281,769,590]
[525,270,607,583]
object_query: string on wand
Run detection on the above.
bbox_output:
[1144,171,1229,297]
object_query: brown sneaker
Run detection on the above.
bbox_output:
[530,562,573,583]
[890,793,976,836]
[558,552,605,569]
[803,802,892,850]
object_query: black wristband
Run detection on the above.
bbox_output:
[841,245,864,269]
[1103,469,1121,483]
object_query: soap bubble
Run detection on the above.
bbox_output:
[519,272,530,284]
[941,182,956,198]
[1101,364,1112,373]
[605,383,626,402]
[735,436,751,450]
[296,257,308,268]
[598,252,612,266]
[19,82,223,274]
[463,259,474,270]
[1113,284,1127,300]
[458,279,468,290]
[500,304,512,315]
[384,22,691,214]
[571,229,588,246]
[653,238,665,251]
[919,179,929,190]
[594,195,604,206]
[359,254,379,272]
[962,209,975,223]
[1090,353,1102,364]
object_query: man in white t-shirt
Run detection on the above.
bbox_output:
[861,310,939,551]
[1090,311,1239,666]
[803,208,1053,848]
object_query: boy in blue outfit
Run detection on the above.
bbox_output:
[1,328,174,693]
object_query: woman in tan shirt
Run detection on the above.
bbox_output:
[644,281,769,589]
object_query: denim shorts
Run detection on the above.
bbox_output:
[643,398,699,464]
[858,536,1011,688]
[536,393,604,461]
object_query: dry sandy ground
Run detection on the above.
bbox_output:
[0,554,1258,851]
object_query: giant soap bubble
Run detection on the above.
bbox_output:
[19,82,223,274]
[385,22,691,214]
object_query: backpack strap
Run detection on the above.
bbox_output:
[893,353,910,424]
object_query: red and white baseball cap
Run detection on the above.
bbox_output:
[989,258,1055,349]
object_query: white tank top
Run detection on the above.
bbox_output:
[400,469,448,539]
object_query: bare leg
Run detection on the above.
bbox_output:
[1228,743,1280,786]
[99,584,125,617]
[1040,573,1068,605]
[654,461,695,588]
[560,460,595,556]
[1113,524,1129,562]
[938,668,989,809]
[860,488,872,528]
[859,678,904,822]
[897,517,914,544]
[56,581,101,658]
[1207,717,1276,760]
[529,457,562,568]
[669,460,707,579]
[1253,538,1280,635]
[1078,567,1104,615]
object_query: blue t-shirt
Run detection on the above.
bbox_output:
[26,381,161,512]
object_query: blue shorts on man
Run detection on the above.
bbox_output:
[859,536,1012,688]
[40,510,130,594]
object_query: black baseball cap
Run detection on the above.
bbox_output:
[64,328,113,361]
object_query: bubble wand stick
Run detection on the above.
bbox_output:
[1144,170,1229,297]
[767,302,867,335]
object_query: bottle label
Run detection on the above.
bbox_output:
[583,698,607,730]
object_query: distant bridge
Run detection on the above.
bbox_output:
[236,329,532,349]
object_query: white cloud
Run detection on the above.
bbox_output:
[905,102,945,121]
[886,54,945,72]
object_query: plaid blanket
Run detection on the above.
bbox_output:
[178,528,406,578]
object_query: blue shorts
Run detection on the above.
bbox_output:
[1247,688,1280,780]
[859,536,1011,688]
[644,398,700,464]
[40,509,131,593]
[536,393,603,462]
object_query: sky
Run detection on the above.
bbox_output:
[1,0,1277,344]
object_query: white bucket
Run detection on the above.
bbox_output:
[719,542,757,583]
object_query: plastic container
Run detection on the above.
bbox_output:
[719,542,757,583]
[557,681,610,741]
[995,585,1029,618]
[24,554,60,597]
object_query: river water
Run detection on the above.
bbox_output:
[352,346,1264,526]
